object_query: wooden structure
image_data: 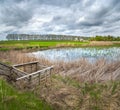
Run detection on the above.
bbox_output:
[0,61,54,89]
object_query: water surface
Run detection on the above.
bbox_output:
[30,47,120,62]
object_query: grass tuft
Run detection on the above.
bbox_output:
[0,79,53,110]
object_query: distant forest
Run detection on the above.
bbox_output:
[6,34,120,41]
[6,34,89,41]
[90,35,120,41]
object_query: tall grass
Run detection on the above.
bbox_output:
[86,41,120,47]
[0,50,120,82]
[0,78,53,110]
[51,58,120,84]
[78,81,120,110]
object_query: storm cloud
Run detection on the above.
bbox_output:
[0,0,120,40]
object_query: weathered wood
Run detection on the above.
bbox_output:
[12,67,28,76]
[28,75,32,83]
[32,77,46,85]
[24,65,26,72]
[36,63,37,71]
[50,68,53,83]
[0,61,53,88]
[0,62,12,71]
[13,61,39,67]
[16,66,54,81]
[0,69,10,77]
[39,73,41,85]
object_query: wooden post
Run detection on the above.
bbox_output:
[50,68,53,83]
[45,70,49,83]
[31,64,32,73]
[36,63,38,71]
[28,75,32,88]
[45,70,47,85]
[24,65,26,72]
[38,72,41,85]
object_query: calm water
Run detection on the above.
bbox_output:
[30,47,120,62]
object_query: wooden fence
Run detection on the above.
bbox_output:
[0,61,54,89]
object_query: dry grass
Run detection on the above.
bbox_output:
[87,41,113,46]
[56,43,75,47]
[0,50,120,82]
[0,51,120,110]
[56,59,120,82]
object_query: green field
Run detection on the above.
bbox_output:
[0,40,89,51]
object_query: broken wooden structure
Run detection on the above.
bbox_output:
[0,61,54,89]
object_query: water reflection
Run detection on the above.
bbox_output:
[30,47,120,62]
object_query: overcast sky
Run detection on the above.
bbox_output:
[0,0,120,40]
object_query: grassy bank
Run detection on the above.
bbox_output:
[0,79,53,110]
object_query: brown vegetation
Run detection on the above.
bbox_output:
[56,43,75,47]
[88,41,113,46]
[1,51,120,82]
[85,41,120,47]
[0,51,120,110]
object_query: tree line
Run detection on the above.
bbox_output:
[90,35,120,41]
[6,34,88,41]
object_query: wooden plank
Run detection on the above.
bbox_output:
[31,73,49,80]
[39,73,40,85]
[32,77,46,84]
[12,67,28,76]
[16,66,54,81]
[0,63,12,71]
[13,61,39,67]
[0,62,11,68]
[12,67,29,80]
[0,69,10,77]
[50,68,53,83]
[32,71,47,78]
[28,76,32,85]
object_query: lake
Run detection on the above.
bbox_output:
[30,47,120,62]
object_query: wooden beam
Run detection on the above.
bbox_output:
[0,62,12,71]
[12,67,28,75]
[13,61,39,67]
[16,66,54,81]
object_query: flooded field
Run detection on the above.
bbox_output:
[30,47,120,62]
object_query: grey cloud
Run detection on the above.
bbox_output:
[0,0,34,27]
[36,0,82,7]
[0,0,120,40]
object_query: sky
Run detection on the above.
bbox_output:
[0,0,120,40]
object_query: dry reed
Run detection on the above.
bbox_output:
[0,51,120,82]
[88,41,113,46]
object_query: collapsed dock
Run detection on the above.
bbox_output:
[0,61,53,89]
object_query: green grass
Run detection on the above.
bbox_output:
[29,41,88,46]
[0,79,53,110]
[0,40,89,51]
[0,48,9,51]
[52,74,81,88]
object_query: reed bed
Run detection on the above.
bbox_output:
[55,59,120,82]
[0,51,120,82]
[87,41,113,46]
